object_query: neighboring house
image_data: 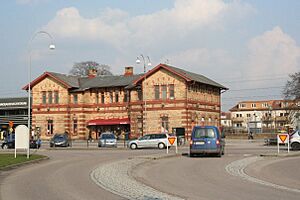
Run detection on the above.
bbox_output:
[23,63,227,140]
[230,100,296,133]
[221,112,232,128]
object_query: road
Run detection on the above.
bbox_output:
[0,148,163,200]
[0,140,299,200]
[134,141,300,200]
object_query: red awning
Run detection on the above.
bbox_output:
[87,118,130,126]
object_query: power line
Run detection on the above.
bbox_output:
[222,94,282,100]
[226,86,284,92]
[222,77,287,84]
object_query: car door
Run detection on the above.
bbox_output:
[137,135,151,148]
[149,134,159,148]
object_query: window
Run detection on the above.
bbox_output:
[110,92,113,103]
[47,120,53,135]
[54,91,59,104]
[169,84,175,99]
[251,103,256,108]
[262,103,269,108]
[101,92,105,104]
[96,92,99,104]
[137,89,142,101]
[48,91,53,104]
[161,85,167,100]
[123,91,128,102]
[239,103,246,108]
[115,91,119,103]
[247,114,251,117]
[161,116,169,132]
[236,114,242,118]
[42,91,46,104]
[73,94,78,104]
[73,119,78,135]
[154,85,160,100]
[236,123,242,127]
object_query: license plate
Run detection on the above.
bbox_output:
[195,141,205,145]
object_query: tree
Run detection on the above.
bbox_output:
[283,72,300,100]
[69,61,113,76]
[283,72,300,129]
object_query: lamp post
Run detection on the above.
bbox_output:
[136,55,151,135]
[28,31,55,149]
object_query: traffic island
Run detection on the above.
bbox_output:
[0,153,48,170]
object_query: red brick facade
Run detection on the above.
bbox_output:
[25,64,226,140]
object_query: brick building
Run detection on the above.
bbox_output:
[23,63,227,140]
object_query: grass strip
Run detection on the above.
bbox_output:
[0,154,46,169]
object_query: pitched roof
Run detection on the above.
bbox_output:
[166,64,227,89]
[134,63,227,89]
[72,74,143,91]
[24,63,227,91]
[48,72,80,88]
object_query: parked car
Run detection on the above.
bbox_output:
[128,133,169,150]
[190,126,225,157]
[1,134,41,149]
[290,129,300,150]
[50,133,70,147]
[264,137,277,145]
[1,134,15,149]
[98,132,117,147]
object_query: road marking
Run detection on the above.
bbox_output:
[225,156,300,194]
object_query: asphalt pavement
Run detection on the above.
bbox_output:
[0,139,299,200]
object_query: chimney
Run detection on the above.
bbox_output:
[88,69,97,78]
[124,66,133,76]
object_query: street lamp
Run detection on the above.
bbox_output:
[136,54,151,135]
[28,31,55,146]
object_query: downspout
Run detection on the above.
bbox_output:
[186,82,189,140]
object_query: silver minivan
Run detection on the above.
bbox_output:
[128,133,169,149]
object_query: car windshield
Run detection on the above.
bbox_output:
[290,130,299,136]
[194,128,216,139]
[54,135,66,139]
[101,134,115,139]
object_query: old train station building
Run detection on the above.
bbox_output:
[23,63,227,140]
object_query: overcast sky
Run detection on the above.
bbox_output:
[0,0,299,111]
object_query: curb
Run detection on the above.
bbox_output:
[260,152,300,158]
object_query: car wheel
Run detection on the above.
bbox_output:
[291,142,300,150]
[158,143,165,149]
[190,152,194,157]
[2,144,8,149]
[130,143,137,150]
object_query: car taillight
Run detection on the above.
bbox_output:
[190,140,193,145]
[216,139,220,145]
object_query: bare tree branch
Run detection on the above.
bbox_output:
[69,61,113,76]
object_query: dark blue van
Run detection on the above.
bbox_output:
[190,126,225,157]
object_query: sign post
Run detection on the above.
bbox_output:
[15,125,30,158]
[167,134,178,154]
[277,133,289,154]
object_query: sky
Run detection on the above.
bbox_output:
[0,0,299,111]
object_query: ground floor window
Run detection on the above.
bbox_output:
[47,120,53,135]
[161,116,169,132]
[73,119,78,135]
